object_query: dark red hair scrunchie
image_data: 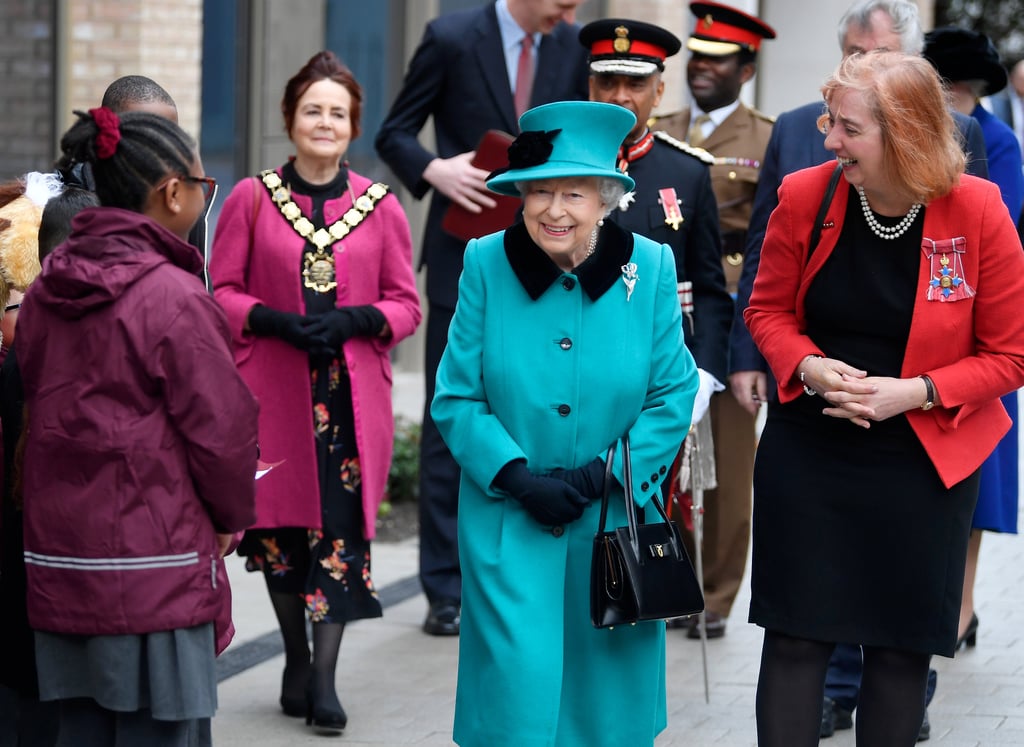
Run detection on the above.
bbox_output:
[89,107,122,159]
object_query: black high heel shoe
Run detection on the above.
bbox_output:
[305,684,348,736]
[280,662,311,717]
[956,612,979,651]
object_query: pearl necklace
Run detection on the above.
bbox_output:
[857,187,922,240]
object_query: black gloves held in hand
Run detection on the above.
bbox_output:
[306,305,386,356]
[547,457,606,501]
[247,304,385,355]
[494,460,590,526]
[247,305,320,351]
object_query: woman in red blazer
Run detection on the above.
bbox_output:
[210,52,421,734]
[744,52,1024,746]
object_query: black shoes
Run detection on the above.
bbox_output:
[820,697,929,742]
[306,685,348,736]
[686,610,726,639]
[956,613,979,651]
[423,600,461,636]
[918,708,931,741]
[820,696,852,738]
[280,662,311,718]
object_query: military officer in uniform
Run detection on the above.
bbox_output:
[652,2,776,640]
[581,18,733,445]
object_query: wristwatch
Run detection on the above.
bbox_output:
[920,375,935,411]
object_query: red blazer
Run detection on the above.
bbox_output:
[210,169,422,537]
[745,162,1024,487]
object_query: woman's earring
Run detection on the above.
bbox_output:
[597,218,604,227]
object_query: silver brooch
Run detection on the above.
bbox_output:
[621,262,638,301]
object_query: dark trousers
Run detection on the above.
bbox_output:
[418,303,462,605]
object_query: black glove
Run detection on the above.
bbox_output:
[247,305,320,351]
[307,305,387,356]
[493,460,590,526]
[547,457,606,500]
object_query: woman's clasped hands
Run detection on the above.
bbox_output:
[798,355,929,429]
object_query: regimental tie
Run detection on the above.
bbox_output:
[688,113,711,146]
[514,33,534,119]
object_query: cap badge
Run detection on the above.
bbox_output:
[613,25,631,53]
[701,14,714,30]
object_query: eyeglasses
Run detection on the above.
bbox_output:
[183,175,218,201]
[157,174,217,202]
[4,303,19,313]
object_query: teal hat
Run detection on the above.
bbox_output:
[486,101,636,197]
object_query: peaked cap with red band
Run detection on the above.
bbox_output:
[579,18,682,77]
[688,1,776,57]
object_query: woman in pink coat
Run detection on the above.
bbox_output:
[210,51,421,735]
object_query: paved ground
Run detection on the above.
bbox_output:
[211,374,1024,745]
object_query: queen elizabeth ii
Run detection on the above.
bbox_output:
[431,100,699,747]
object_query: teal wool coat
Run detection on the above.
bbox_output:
[432,221,698,747]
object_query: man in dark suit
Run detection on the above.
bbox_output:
[726,0,988,741]
[375,0,589,637]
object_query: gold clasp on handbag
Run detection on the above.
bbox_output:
[649,543,665,558]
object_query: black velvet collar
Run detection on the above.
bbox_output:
[503,219,634,301]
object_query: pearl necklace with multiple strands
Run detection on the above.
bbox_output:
[857,186,922,240]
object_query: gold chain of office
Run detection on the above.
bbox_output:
[259,169,390,292]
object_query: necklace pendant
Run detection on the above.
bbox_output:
[303,250,337,292]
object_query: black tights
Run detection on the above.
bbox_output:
[267,589,346,710]
[269,590,311,704]
[756,631,929,747]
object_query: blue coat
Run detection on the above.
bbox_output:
[432,221,697,746]
[972,102,1023,534]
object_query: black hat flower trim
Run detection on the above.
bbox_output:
[488,128,562,180]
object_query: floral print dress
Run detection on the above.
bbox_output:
[238,162,382,624]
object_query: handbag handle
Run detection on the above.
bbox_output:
[807,163,843,266]
[597,435,683,562]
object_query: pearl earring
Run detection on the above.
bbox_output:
[597,218,604,227]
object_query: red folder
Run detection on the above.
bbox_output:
[441,130,522,241]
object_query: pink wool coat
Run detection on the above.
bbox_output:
[210,168,422,538]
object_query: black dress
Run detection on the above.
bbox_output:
[749,187,978,658]
[238,163,382,625]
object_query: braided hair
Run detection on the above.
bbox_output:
[58,108,196,213]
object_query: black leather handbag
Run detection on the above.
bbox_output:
[590,435,705,628]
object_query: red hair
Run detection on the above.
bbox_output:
[820,51,964,203]
[281,51,364,140]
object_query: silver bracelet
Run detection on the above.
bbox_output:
[800,355,822,396]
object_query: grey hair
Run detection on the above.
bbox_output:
[837,0,924,57]
[597,177,626,216]
[514,176,627,217]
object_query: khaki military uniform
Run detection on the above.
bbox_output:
[654,104,774,293]
[652,103,773,619]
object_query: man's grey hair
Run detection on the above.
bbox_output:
[837,0,924,56]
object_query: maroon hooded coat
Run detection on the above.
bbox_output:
[17,207,258,651]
